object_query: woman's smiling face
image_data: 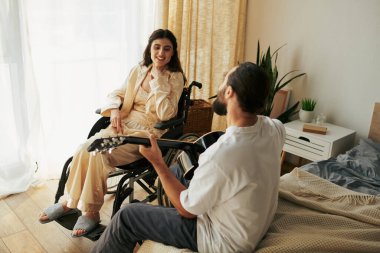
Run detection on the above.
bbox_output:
[150,38,174,70]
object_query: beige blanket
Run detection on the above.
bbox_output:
[256,168,380,253]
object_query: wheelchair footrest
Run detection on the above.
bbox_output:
[55,208,106,241]
[82,225,107,241]
[55,208,82,230]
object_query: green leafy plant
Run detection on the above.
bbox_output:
[301,98,317,111]
[209,41,305,123]
[256,41,306,123]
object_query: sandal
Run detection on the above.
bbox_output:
[71,215,100,238]
[39,203,77,224]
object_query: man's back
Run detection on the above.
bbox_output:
[180,116,285,253]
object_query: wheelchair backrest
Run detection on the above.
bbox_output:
[178,81,202,124]
[157,81,202,142]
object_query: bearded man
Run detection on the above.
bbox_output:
[91,62,285,253]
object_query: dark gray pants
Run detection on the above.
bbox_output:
[91,164,197,253]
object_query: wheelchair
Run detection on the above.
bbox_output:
[155,130,224,207]
[53,81,204,240]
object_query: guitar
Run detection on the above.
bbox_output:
[87,131,224,180]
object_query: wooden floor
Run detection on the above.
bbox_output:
[0,162,296,253]
[0,179,107,253]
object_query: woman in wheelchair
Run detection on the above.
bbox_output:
[38,29,185,237]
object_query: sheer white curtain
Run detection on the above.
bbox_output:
[0,0,156,197]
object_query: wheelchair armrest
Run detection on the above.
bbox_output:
[95,107,183,130]
[95,104,122,115]
[154,117,184,130]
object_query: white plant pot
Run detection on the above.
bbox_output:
[299,109,314,123]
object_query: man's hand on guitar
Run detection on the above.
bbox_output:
[110,109,123,134]
[139,134,165,168]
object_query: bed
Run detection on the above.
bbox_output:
[138,103,380,253]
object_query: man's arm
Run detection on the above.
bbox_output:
[139,134,196,219]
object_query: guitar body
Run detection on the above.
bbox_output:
[178,131,224,180]
[195,131,225,152]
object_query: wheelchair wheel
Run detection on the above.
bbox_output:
[56,156,127,199]
[163,133,200,167]
[112,173,134,217]
[158,133,199,207]
[55,156,73,203]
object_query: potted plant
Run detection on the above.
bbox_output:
[210,41,305,123]
[299,98,317,123]
[256,41,306,123]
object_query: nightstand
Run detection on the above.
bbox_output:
[282,120,356,162]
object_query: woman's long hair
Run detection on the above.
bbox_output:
[142,29,185,76]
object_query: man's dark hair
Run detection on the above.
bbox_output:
[227,62,270,114]
[142,29,184,75]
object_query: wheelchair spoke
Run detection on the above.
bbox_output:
[159,133,199,207]
[106,169,128,194]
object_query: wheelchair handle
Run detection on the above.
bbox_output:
[188,81,202,91]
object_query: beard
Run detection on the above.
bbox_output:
[212,97,227,116]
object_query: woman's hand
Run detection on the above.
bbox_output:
[110,109,123,134]
[139,134,165,168]
[150,66,169,80]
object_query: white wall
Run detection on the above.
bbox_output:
[245,0,380,141]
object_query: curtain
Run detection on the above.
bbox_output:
[0,0,155,197]
[0,0,35,197]
[154,0,247,131]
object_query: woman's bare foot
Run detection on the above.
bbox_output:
[71,211,100,237]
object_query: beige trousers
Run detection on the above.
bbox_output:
[65,126,149,213]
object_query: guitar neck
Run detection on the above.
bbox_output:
[120,136,201,150]
[87,131,225,180]
[87,136,205,153]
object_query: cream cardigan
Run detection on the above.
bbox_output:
[100,64,184,130]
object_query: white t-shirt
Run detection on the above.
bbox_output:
[180,116,285,253]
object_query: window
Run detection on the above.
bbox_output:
[0,0,155,196]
